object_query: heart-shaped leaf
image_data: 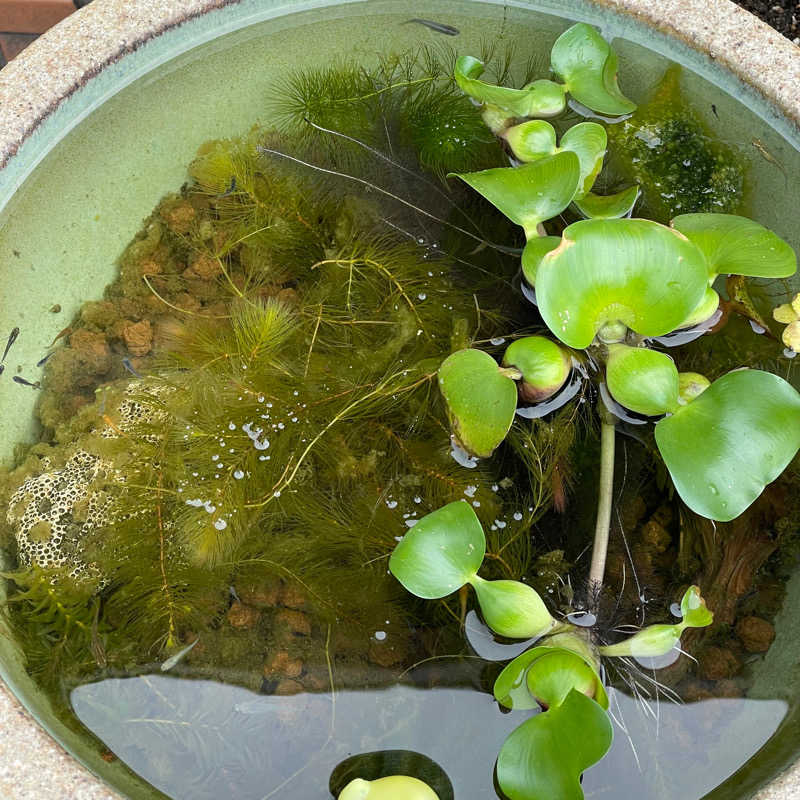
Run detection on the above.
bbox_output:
[494,636,608,711]
[448,152,580,239]
[550,23,636,116]
[496,690,613,800]
[536,218,708,348]
[605,344,679,416]
[454,56,566,118]
[469,576,555,639]
[502,336,571,402]
[671,213,797,280]
[572,185,640,219]
[438,349,518,458]
[680,584,713,628]
[389,501,485,599]
[655,369,800,521]
[521,237,561,286]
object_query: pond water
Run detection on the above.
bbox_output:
[1,3,800,800]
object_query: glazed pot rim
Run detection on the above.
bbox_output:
[0,1,799,799]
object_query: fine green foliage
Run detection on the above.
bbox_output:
[549,23,637,116]
[535,218,708,348]
[605,345,679,416]
[437,349,518,458]
[495,689,613,800]
[671,213,797,280]
[655,370,800,521]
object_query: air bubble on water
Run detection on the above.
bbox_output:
[214,519,228,531]
[233,470,245,480]
[450,438,478,469]
[413,496,422,504]
[464,485,477,497]
[212,454,219,461]
[405,519,418,528]
[495,520,507,529]
[472,500,481,508]
[228,422,236,430]
[784,348,798,359]
[374,630,387,641]
[386,499,398,509]
[749,320,766,335]
[513,512,523,521]
[490,337,506,346]
[566,611,597,627]
[418,293,427,300]
[670,602,683,618]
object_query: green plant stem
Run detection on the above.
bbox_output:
[587,417,616,602]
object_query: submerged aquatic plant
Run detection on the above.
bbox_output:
[386,21,800,800]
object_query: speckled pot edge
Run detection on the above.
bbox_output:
[1,0,799,798]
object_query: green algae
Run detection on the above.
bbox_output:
[606,66,744,222]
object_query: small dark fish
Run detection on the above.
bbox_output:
[36,352,53,368]
[13,376,40,389]
[0,364,4,376]
[2,327,19,362]
[404,18,459,36]
[218,176,237,197]
[711,103,718,119]
[122,357,143,378]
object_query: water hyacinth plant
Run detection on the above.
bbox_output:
[388,21,800,800]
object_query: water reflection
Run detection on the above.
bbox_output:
[71,673,786,800]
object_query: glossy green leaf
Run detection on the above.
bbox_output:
[678,372,711,405]
[454,56,566,118]
[599,586,712,657]
[680,584,713,628]
[469,576,555,639]
[438,349,517,458]
[504,120,557,162]
[503,336,571,402]
[504,121,606,198]
[526,651,596,708]
[679,286,720,328]
[448,152,581,239]
[521,236,561,286]
[494,636,608,711]
[655,369,800,521]
[389,501,485,599]
[572,186,640,219]
[605,344,679,416]
[536,218,708,348]
[559,122,607,196]
[671,213,797,280]
[496,690,613,800]
[550,23,636,116]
